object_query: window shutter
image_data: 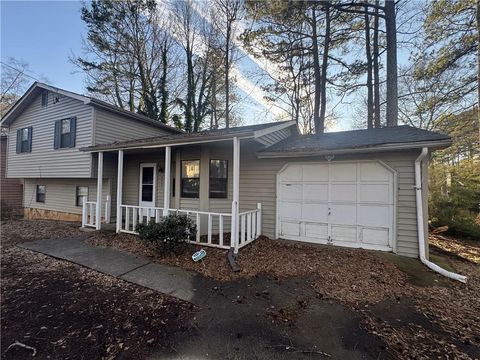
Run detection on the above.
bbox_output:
[69,117,76,148]
[54,120,60,149]
[16,129,21,154]
[27,127,33,152]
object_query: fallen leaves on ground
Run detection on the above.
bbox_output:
[1,220,195,360]
[88,229,480,360]
[429,233,480,264]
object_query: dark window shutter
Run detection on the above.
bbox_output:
[69,117,76,148]
[27,127,33,152]
[54,120,60,149]
[16,129,21,154]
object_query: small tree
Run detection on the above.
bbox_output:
[135,214,196,254]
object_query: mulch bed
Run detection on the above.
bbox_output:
[88,230,480,360]
[1,220,195,360]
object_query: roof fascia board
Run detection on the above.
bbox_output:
[81,134,255,152]
[256,139,453,158]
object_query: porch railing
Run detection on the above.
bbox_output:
[81,197,111,229]
[82,201,97,228]
[117,203,262,251]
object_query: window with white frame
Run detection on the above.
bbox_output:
[76,186,88,206]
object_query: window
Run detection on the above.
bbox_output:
[76,186,88,206]
[181,160,200,198]
[36,185,45,203]
[54,117,76,149]
[209,160,228,198]
[16,127,32,153]
[41,91,48,107]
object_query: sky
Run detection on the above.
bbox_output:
[1,0,86,93]
[1,0,416,131]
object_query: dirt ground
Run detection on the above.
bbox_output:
[2,219,479,359]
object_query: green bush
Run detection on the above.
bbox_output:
[135,214,197,254]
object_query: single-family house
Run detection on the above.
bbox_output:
[1,82,453,260]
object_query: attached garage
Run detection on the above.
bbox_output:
[277,161,395,251]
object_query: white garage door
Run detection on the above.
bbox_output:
[277,161,394,251]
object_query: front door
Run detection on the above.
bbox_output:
[139,163,157,209]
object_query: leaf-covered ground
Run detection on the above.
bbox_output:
[1,220,479,359]
[1,220,194,360]
[89,229,480,359]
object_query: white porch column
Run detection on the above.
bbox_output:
[96,152,103,230]
[163,146,171,216]
[116,150,124,233]
[231,136,240,253]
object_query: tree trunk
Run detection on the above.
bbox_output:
[225,18,231,129]
[385,0,398,127]
[365,5,374,129]
[159,40,169,124]
[311,7,322,134]
[477,0,480,142]
[318,4,330,134]
[373,0,381,128]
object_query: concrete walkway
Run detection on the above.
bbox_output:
[19,236,213,304]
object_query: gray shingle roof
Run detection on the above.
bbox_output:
[258,125,451,154]
[82,120,293,151]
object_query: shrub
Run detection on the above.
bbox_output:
[135,214,197,254]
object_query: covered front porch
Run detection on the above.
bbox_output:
[82,137,262,253]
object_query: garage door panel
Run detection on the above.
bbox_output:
[359,184,391,203]
[360,162,391,181]
[281,221,300,237]
[331,184,356,202]
[302,203,328,222]
[331,163,357,182]
[280,183,302,200]
[332,226,357,242]
[303,183,328,201]
[358,205,391,227]
[278,161,394,252]
[362,228,389,246]
[330,204,356,225]
[281,165,302,181]
[279,201,302,218]
[305,223,328,239]
[303,164,329,181]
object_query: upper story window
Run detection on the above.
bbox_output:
[181,160,200,198]
[41,91,48,107]
[209,159,228,198]
[54,117,76,149]
[16,127,32,153]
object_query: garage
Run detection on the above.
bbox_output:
[277,161,395,251]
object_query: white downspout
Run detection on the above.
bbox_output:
[415,147,467,283]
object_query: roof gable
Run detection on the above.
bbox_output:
[0,82,181,134]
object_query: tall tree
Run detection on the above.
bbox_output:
[73,0,174,122]
[213,0,243,128]
[384,0,398,126]
[415,0,478,139]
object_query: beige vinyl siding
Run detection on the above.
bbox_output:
[7,93,93,178]
[120,141,421,257]
[237,142,420,257]
[93,108,172,145]
[24,178,110,216]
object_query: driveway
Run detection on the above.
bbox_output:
[18,236,389,359]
